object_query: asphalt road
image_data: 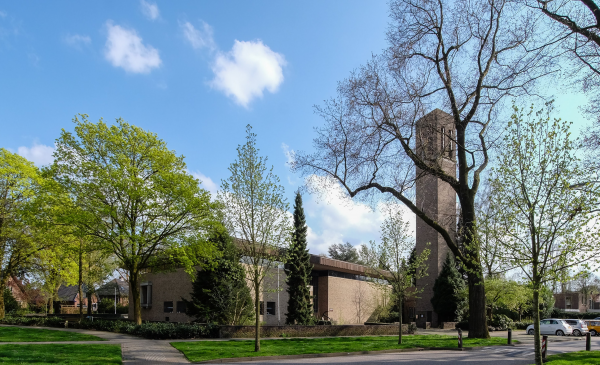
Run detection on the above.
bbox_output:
[227,333,600,365]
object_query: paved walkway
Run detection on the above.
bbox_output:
[0,324,190,364]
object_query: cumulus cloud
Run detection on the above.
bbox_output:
[180,21,215,51]
[302,175,415,255]
[17,142,55,167]
[140,0,159,21]
[211,40,286,107]
[63,33,91,49]
[191,171,219,198]
[104,22,161,74]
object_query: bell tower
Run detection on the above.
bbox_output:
[414,109,457,328]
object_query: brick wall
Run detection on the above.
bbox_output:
[219,324,413,338]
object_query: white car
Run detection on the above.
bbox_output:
[526,319,573,336]
[564,319,589,336]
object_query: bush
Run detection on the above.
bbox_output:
[0,316,219,340]
[513,321,531,330]
[491,314,514,330]
[550,309,599,320]
[3,289,20,314]
[378,311,399,324]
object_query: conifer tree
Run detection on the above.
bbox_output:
[285,192,313,325]
[431,253,466,322]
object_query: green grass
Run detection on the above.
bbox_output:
[534,350,600,364]
[0,344,122,364]
[171,335,513,362]
[0,326,104,342]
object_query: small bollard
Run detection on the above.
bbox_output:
[587,332,591,351]
[458,328,463,349]
[508,328,512,345]
[542,335,548,360]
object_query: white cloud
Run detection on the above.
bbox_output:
[180,21,215,51]
[281,143,294,166]
[211,40,286,107]
[104,22,161,74]
[140,0,159,21]
[302,175,415,255]
[63,33,91,49]
[16,142,55,167]
[191,171,219,198]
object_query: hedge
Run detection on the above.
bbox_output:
[0,316,219,340]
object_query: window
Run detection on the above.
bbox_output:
[164,301,173,313]
[176,301,186,314]
[408,307,415,319]
[259,301,264,315]
[566,296,571,309]
[141,282,152,308]
[266,302,276,315]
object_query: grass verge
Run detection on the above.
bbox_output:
[0,344,122,364]
[0,326,104,342]
[171,335,513,362]
[535,350,600,364]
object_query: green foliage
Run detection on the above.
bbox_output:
[431,254,466,322]
[362,211,429,343]
[0,316,219,340]
[327,242,363,264]
[491,314,514,330]
[52,115,220,324]
[3,289,20,314]
[285,192,314,325]
[184,228,254,325]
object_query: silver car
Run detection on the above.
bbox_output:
[526,318,573,336]
[564,319,589,336]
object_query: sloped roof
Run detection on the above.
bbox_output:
[56,284,88,301]
[96,279,129,297]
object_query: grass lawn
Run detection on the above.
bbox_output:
[0,344,122,364]
[535,350,600,364]
[171,335,513,362]
[0,326,104,342]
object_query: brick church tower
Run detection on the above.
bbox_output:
[414,109,457,328]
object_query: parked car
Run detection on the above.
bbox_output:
[526,319,573,336]
[586,320,600,336]
[564,319,589,336]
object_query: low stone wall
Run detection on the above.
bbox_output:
[219,324,413,339]
[439,322,457,329]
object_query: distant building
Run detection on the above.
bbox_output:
[554,291,600,313]
[55,285,98,314]
[96,279,129,306]
[6,277,28,308]
[130,254,390,325]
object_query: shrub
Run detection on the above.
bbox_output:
[513,321,531,330]
[0,316,219,340]
[3,289,20,314]
[491,314,514,330]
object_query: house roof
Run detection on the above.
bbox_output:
[96,279,129,297]
[57,284,88,301]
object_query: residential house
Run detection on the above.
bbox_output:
[55,285,98,314]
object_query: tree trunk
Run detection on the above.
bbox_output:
[254,280,261,352]
[78,241,83,322]
[533,284,542,365]
[47,297,53,315]
[398,297,403,345]
[87,288,92,316]
[0,277,8,319]
[130,270,142,325]
[466,271,490,338]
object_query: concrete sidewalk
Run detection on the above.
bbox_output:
[0,324,190,364]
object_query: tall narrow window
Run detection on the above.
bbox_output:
[164,301,173,313]
[441,127,445,152]
[141,282,152,308]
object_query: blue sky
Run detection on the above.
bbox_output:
[0,1,591,255]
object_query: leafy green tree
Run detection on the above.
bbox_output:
[431,254,466,323]
[184,228,254,325]
[219,125,291,352]
[52,115,219,324]
[285,192,313,325]
[3,288,19,314]
[484,278,532,322]
[0,149,57,319]
[490,104,600,365]
[362,211,429,344]
[327,242,362,264]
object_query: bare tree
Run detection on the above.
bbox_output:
[292,0,552,338]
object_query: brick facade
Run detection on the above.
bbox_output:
[415,109,457,328]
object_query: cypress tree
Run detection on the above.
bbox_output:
[285,192,313,325]
[431,253,466,322]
